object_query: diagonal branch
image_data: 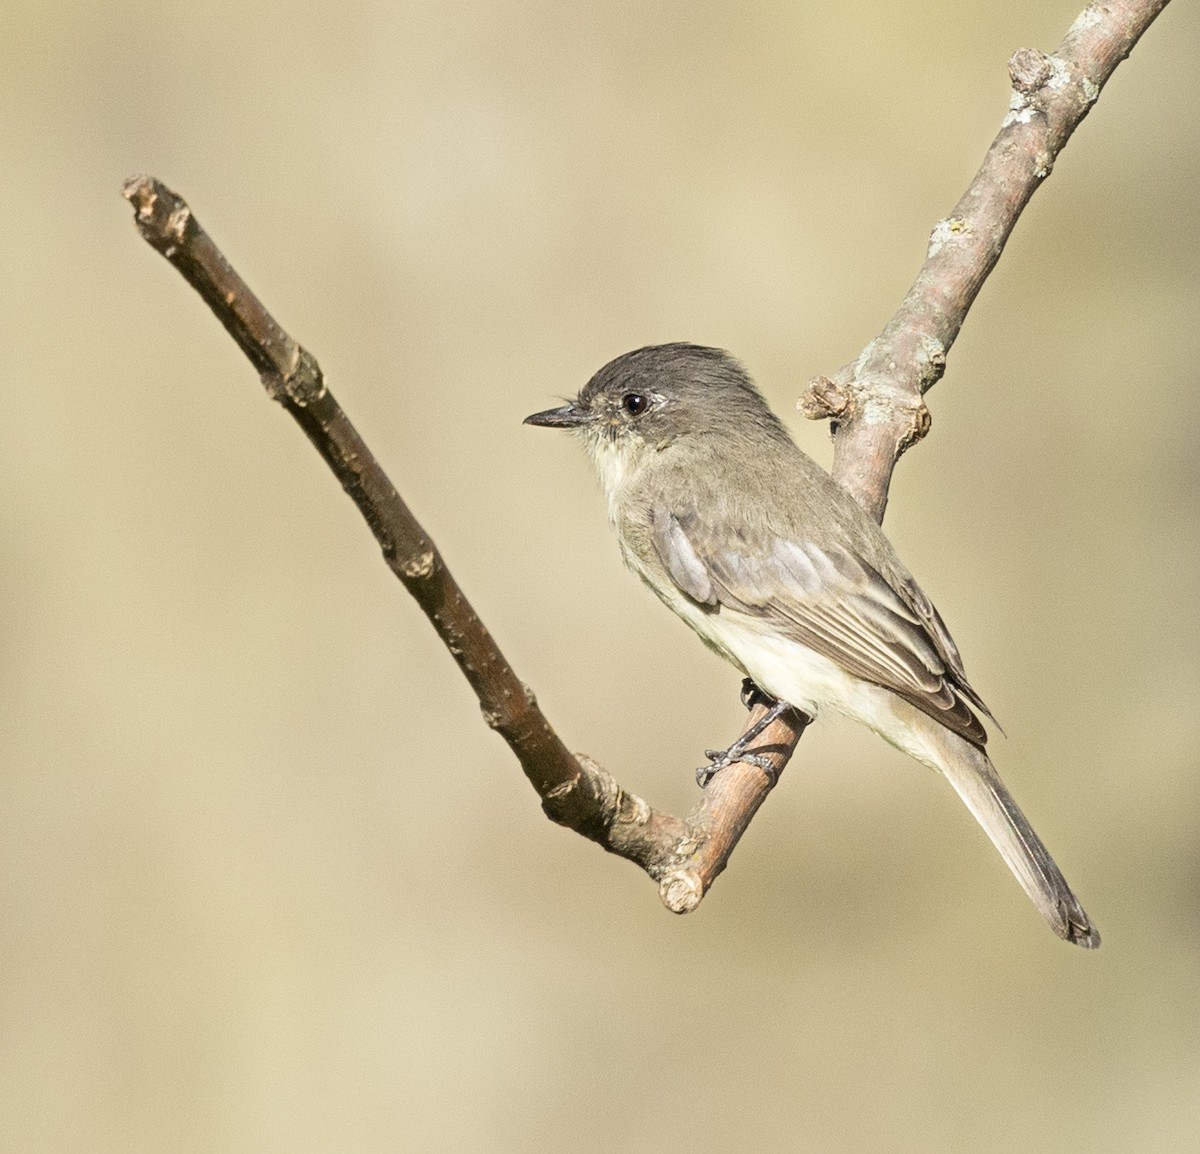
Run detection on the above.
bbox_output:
[121,0,1167,914]
[121,173,804,912]
[803,0,1171,520]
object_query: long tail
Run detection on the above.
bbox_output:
[918,721,1099,948]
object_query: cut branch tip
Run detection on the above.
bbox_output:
[659,871,702,914]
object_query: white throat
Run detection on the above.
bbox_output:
[585,432,640,524]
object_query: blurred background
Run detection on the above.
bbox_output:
[2,1,1198,1149]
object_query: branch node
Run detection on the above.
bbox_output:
[799,375,850,421]
[659,870,703,914]
[898,402,932,451]
[266,346,325,407]
[400,550,436,580]
[1009,47,1054,95]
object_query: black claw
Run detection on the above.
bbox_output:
[740,678,770,710]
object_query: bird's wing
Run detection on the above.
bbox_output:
[651,504,993,746]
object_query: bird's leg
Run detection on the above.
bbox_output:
[740,677,770,710]
[697,693,793,787]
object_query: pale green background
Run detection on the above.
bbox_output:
[3,2,1198,1150]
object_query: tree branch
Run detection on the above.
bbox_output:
[121,173,802,911]
[803,0,1170,519]
[121,0,1166,914]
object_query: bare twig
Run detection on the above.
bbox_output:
[122,0,1166,913]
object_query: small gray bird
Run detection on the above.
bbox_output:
[525,342,1098,948]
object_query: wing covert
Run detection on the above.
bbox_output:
[662,506,991,747]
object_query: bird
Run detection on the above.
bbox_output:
[525,342,1099,948]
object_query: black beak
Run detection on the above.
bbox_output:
[523,403,589,429]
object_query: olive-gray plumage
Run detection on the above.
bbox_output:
[525,343,1098,948]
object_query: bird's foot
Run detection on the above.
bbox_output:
[696,748,775,788]
[695,696,793,788]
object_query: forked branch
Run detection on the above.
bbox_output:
[122,0,1167,913]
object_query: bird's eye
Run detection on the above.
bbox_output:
[622,393,649,416]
